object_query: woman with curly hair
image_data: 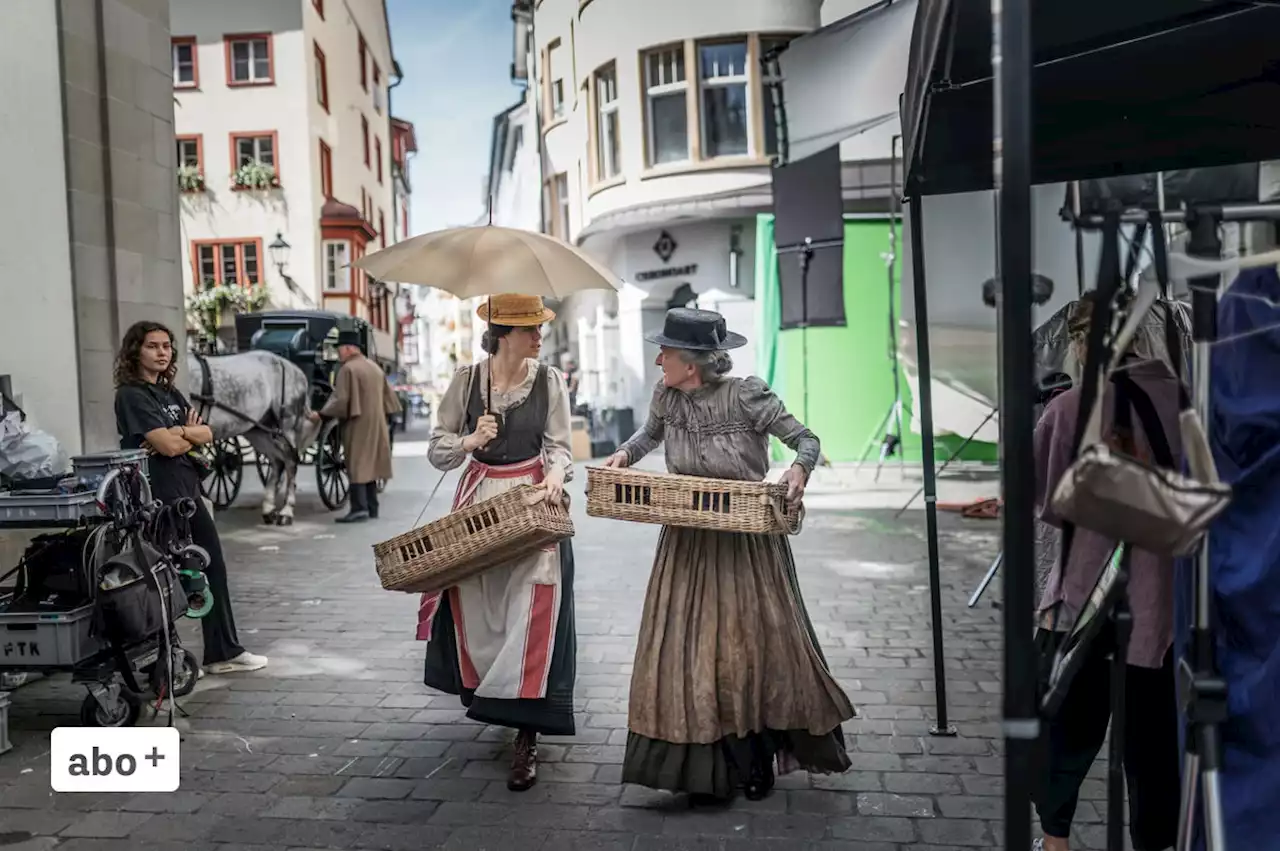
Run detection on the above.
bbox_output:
[113,320,267,675]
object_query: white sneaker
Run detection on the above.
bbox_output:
[205,652,269,674]
[1031,839,1045,851]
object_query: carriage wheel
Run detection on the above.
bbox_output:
[315,421,349,511]
[201,438,243,510]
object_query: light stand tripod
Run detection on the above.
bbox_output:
[1040,545,1134,851]
[1175,209,1229,851]
[859,135,907,482]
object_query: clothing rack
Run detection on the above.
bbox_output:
[1061,199,1280,851]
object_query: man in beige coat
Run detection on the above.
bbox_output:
[310,329,401,523]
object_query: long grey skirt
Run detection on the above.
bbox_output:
[622,525,854,797]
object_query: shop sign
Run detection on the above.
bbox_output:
[635,264,698,282]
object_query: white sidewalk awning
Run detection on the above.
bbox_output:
[772,0,916,165]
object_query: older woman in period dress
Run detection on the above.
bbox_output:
[606,308,854,802]
[420,294,577,792]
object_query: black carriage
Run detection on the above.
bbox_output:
[199,310,378,513]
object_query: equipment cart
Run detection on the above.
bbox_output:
[0,453,200,750]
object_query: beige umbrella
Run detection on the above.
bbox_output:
[352,224,623,298]
[354,224,622,411]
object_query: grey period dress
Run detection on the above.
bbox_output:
[617,376,855,797]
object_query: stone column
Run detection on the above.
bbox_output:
[59,0,184,452]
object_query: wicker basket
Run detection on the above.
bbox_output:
[586,466,801,535]
[374,484,574,594]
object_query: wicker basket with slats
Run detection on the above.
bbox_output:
[586,466,801,535]
[374,485,574,594]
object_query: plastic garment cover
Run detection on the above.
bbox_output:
[0,410,68,482]
[1177,266,1280,850]
[1031,297,1192,385]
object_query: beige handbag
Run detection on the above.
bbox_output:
[1050,236,1231,558]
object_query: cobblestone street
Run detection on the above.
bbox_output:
[0,429,1109,850]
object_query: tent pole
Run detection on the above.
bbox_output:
[993,0,1037,848]
[906,195,955,739]
[888,135,905,476]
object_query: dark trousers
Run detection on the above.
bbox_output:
[190,501,246,665]
[1034,629,1180,850]
[349,481,379,517]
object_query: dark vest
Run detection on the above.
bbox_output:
[466,363,549,466]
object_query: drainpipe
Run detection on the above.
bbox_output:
[526,7,546,236]
[388,61,404,375]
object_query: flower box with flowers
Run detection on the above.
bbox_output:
[232,161,280,190]
[185,282,270,346]
[177,164,205,192]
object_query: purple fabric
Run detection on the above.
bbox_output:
[1034,359,1184,669]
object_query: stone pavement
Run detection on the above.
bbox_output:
[0,428,1113,850]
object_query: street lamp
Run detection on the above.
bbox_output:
[268,232,290,276]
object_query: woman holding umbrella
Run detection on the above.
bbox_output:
[604,308,855,802]
[419,293,577,792]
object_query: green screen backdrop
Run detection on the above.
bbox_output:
[754,213,998,464]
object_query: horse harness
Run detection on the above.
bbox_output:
[188,352,299,465]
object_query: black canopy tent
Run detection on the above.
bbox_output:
[904,0,1280,197]
[901,1,1280,849]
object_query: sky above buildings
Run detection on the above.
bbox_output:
[387,0,519,235]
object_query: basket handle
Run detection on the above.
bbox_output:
[769,499,805,536]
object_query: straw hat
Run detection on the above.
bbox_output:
[476,293,556,326]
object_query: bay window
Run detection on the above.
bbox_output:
[643,45,689,166]
[698,41,750,158]
[323,240,351,291]
[555,173,570,238]
[593,63,621,181]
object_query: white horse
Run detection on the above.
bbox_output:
[183,350,321,525]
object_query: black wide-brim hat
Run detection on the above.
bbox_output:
[336,330,363,348]
[644,307,747,351]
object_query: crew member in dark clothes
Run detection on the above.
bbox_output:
[113,320,267,675]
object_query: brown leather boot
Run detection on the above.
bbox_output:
[508,730,538,792]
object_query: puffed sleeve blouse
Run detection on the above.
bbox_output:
[618,376,820,481]
[427,358,574,480]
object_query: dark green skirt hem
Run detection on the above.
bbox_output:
[621,727,851,798]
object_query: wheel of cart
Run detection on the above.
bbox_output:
[315,419,349,510]
[79,682,143,727]
[201,436,250,509]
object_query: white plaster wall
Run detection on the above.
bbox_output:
[172,0,397,310]
[535,0,821,239]
[489,103,542,233]
[307,0,399,331]
[172,1,309,306]
[308,0,397,242]
[0,3,82,452]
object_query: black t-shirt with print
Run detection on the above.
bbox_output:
[114,382,201,503]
